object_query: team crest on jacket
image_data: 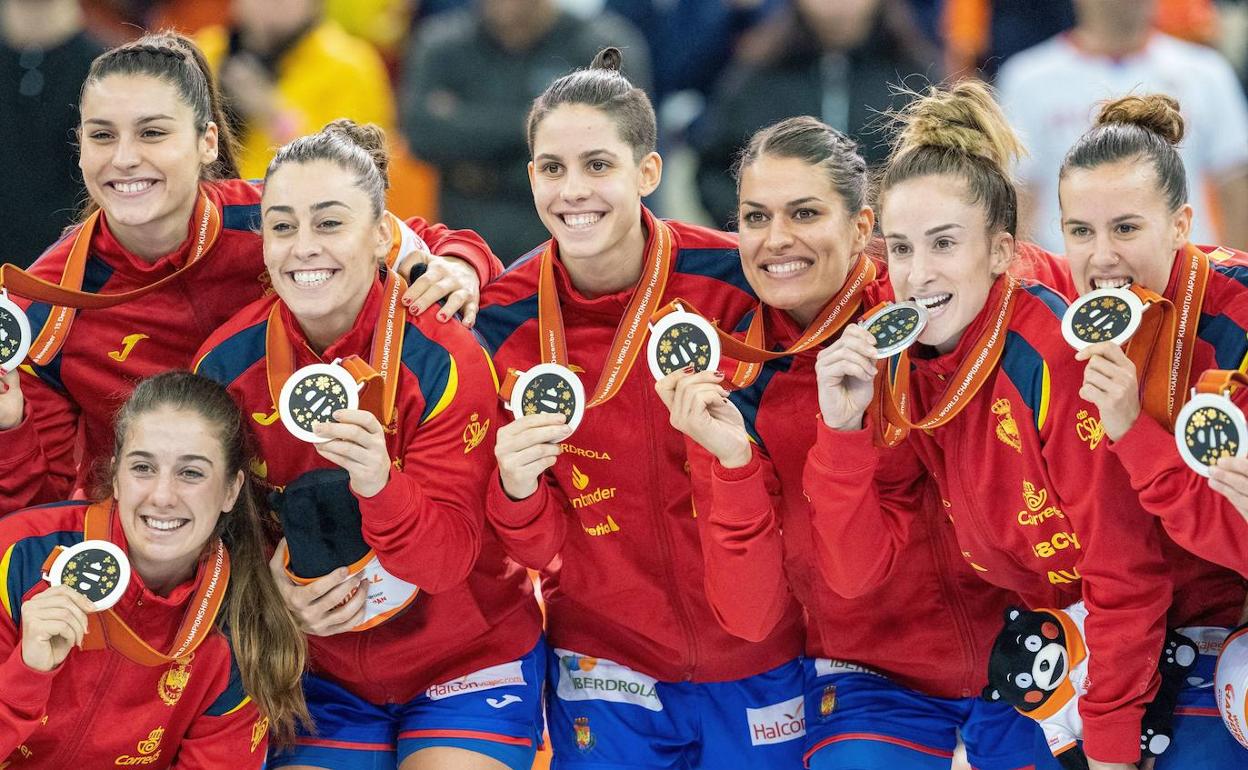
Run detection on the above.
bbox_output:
[574,717,595,752]
[251,716,269,753]
[991,399,1022,452]
[158,654,193,706]
[462,412,489,454]
[819,685,837,719]
[1075,410,1105,451]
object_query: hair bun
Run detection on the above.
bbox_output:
[1096,94,1184,146]
[892,80,1024,171]
[590,47,624,72]
[322,119,390,189]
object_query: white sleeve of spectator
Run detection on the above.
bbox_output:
[996,62,1042,185]
[1201,54,1248,176]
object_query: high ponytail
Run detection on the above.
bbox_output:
[878,80,1024,237]
[1060,94,1188,212]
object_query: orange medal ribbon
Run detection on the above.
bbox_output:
[1193,369,1248,398]
[870,276,1020,447]
[78,499,229,667]
[0,191,221,365]
[500,212,674,408]
[1124,243,1210,428]
[651,254,878,389]
[265,268,408,428]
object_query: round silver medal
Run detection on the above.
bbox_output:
[509,363,586,433]
[0,290,33,372]
[1061,288,1144,350]
[860,301,929,359]
[647,309,721,380]
[47,539,131,611]
[1174,392,1246,477]
[279,362,360,443]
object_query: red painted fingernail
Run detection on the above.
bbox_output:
[0,383,7,394]
[682,365,695,374]
[714,370,725,378]
[437,312,448,322]
[402,297,413,306]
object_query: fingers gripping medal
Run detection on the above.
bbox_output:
[509,363,586,433]
[279,361,360,443]
[1174,371,1247,477]
[647,306,720,379]
[0,289,33,371]
[1061,288,1145,350]
[45,540,130,610]
[860,301,928,358]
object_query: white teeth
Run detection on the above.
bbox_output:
[1092,277,1133,290]
[292,269,334,287]
[143,516,187,531]
[113,180,153,194]
[915,293,952,309]
[763,260,812,276]
[562,213,601,229]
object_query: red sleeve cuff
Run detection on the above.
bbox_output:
[709,451,772,524]
[486,473,551,529]
[357,467,421,526]
[1080,713,1144,764]
[0,645,56,711]
[811,417,879,476]
[1109,414,1177,489]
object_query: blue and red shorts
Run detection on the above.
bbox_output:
[269,638,546,770]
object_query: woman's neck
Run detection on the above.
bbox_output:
[108,196,197,264]
[562,221,648,298]
[300,293,369,355]
[135,556,194,598]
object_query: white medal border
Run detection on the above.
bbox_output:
[1061,287,1144,351]
[1174,390,1248,477]
[279,361,360,444]
[646,308,721,381]
[508,362,586,433]
[47,539,131,611]
[860,301,929,359]
[0,289,33,372]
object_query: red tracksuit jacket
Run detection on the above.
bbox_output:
[0,179,499,513]
[803,276,1172,763]
[1110,246,1248,580]
[474,211,802,683]
[695,300,1021,701]
[0,501,265,769]
[194,278,541,703]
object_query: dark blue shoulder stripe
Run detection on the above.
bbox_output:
[499,246,544,277]
[474,294,538,353]
[3,530,84,626]
[674,248,755,298]
[401,322,454,424]
[1213,263,1248,290]
[728,356,793,451]
[1000,330,1050,432]
[204,626,249,717]
[222,204,260,233]
[1023,282,1068,319]
[195,322,269,388]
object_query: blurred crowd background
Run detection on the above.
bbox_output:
[3,0,1247,269]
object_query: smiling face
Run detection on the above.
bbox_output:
[78,73,217,255]
[881,175,1013,353]
[113,406,243,594]
[737,155,873,325]
[528,104,661,272]
[1059,159,1191,295]
[261,159,390,352]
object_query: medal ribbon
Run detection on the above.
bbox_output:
[1124,243,1210,428]
[652,254,878,388]
[79,499,230,667]
[870,276,1020,447]
[0,191,221,365]
[499,211,674,406]
[265,268,408,428]
[1193,369,1248,397]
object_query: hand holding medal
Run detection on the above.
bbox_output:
[278,361,362,443]
[647,304,721,380]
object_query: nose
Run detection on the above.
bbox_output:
[292,224,321,260]
[907,248,935,289]
[559,167,591,202]
[111,133,141,170]
[1088,231,1120,269]
[764,217,794,253]
[150,470,178,508]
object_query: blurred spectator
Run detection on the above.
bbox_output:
[400,0,650,264]
[197,0,397,180]
[325,0,412,66]
[605,0,782,102]
[943,0,1075,80]
[690,0,935,229]
[0,0,103,267]
[998,0,1248,251]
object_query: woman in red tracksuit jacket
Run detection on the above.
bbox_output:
[474,49,805,769]
[0,371,307,768]
[1058,95,1248,765]
[0,32,495,514]
[194,121,543,770]
[807,81,1173,770]
[655,115,1058,770]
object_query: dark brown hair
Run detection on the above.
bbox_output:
[878,80,1024,237]
[734,116,869,214]
[1060,94,1187,212]
[110,372,309,745]
[525,47,656,160]
[265,119,390,219]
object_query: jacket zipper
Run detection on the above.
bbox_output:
[50,653,122,764]
[925,506,979,697]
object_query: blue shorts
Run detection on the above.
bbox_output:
[546,647,805,769]
[269,637,546,770]
[1154,627,1248,769]
[802,659,1055,770]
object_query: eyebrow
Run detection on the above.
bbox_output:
[535,149,621,163]
[83,114,176,127]
[125,450,215,466]
[882,223,963,240]
[739,196,824,210]
[263,200,351,216]
[1061,213,1143,226]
